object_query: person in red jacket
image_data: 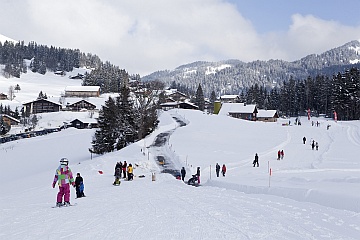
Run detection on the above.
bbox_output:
[221,164,226,177]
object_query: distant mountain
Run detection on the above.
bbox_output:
[142,40,360,97]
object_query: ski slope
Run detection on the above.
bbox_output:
[0,109,359,240]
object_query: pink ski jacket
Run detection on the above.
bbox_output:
[53,165,75,187]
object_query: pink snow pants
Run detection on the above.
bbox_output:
[57,184,70,203]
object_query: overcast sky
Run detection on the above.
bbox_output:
[1,0,360,76]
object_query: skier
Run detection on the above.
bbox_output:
[221,164,226,177]
[277,150,281,160]
[253,153,259,167]
[197,167,201,184]
[303,136,306,144]
[52,158,75,207]
[122,161,127,179]
[75,172,85,198]
[127,163,133,181]
[181,167,186,181]
[280,150,284,160]
[215,163,220,177]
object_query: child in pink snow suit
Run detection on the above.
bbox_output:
[52,158,75,207]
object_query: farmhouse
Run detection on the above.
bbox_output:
[160,101,198,111]
[65,86,100,98]
[1,114,20,125]
[66,99,96,111]
[0,93,7,100]
[166,90,188,102]
[257,110,279,122]
[220,95,240,103]
[218,103,258,120]
[70,118,98,129]
[23,99,62,114]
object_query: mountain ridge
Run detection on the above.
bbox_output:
[142,40,360,96]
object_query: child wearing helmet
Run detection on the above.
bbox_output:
[52,158,75,207]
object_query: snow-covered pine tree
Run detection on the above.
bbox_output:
[92,97,119,154]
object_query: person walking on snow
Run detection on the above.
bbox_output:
[181,167,186,181]
[221,164,227,177]
[215,163,220,177]
[122,161,127,179]
[75,172,85,198]
[127,163,133,181]
[277,150,281,160]
[253,153,259,167]
[315,142,319,151]
[280,150,284,160]
[52,158,75,207]
[303,136,306,144]
[312,140,315,150]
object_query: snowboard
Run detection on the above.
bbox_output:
[52,203,77,208]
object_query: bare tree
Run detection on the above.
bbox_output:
[8,86,15,101]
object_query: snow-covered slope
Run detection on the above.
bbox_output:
[0,108,359,239]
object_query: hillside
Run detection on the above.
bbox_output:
[0,109,359,239]
[142,40,360,96]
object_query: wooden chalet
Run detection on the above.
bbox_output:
[160,101,198,111]
[23,99,62,114]
[0,93,7,100]
[1,114,20,125]
[218,103,258,120]
[70,118,98,129]
[65,86,100,98]
[257,110,279,122]
[220,95,240,103]
[167,91,188,102]
[66,99,96,111]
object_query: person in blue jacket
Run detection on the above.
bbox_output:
[75,173,85,198]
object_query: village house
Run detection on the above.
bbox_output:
[66,99,96,111]
[257,110,279,122]
[70,118,98,129]
[220,95,240,103]
[64,86,100,98]
[1,114,20,126]
[218,102,258,120]
[160,101,198,111]
[166,90,188,102]
[23,99,62,115]
[0,93,7,100]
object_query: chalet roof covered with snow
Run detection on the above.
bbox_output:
[257,109,278,118]
[218,103,257,116]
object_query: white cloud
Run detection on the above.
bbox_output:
[1,1,360,75]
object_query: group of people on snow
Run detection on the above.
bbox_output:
[113,161,134,185]
[277,150,285,160]
[52,158,85,207]
[215,163,227,177]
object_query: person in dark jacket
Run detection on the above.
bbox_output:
[196,167,200,184]
[75,172,85,198]
[215,163,220,177]
[221,164,226,177]
[181,167,186,181]
[253,153,259,167]
[303,136,306,144]
[122,161,127,179]
[114,162,122,177]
